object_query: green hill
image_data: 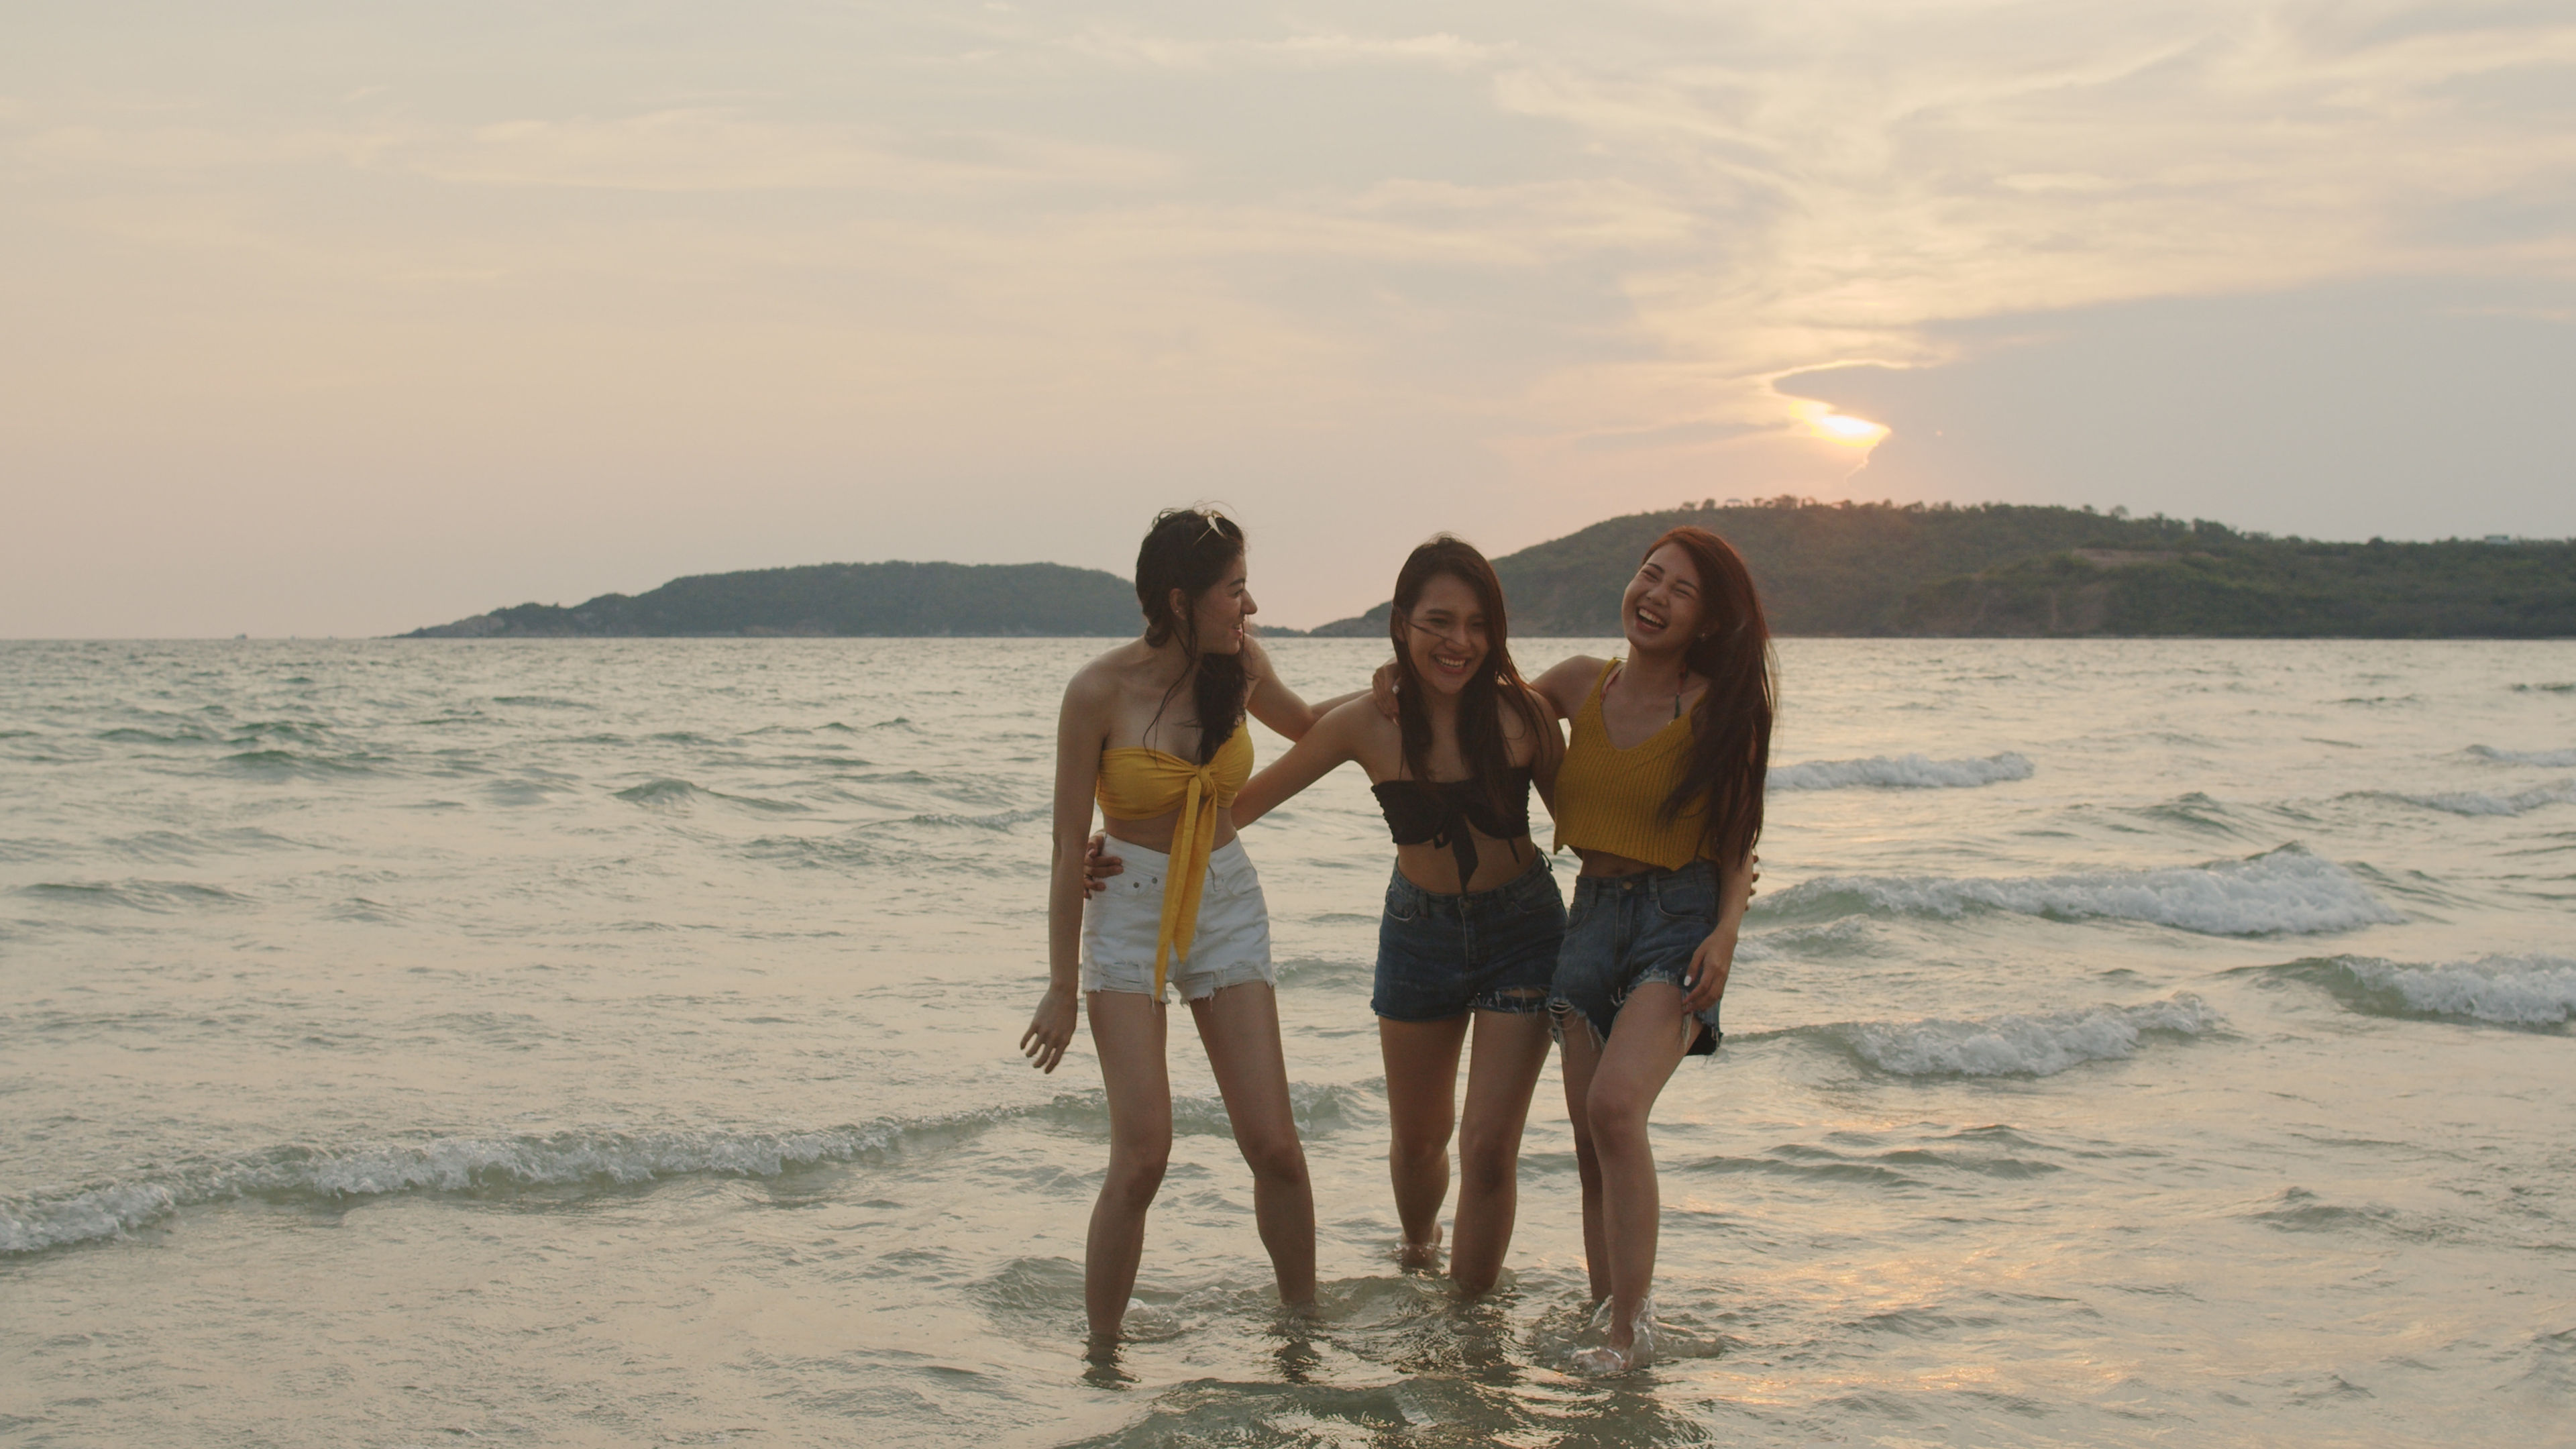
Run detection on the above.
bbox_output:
[401,561,1140,638]
[1308,499,2575,638]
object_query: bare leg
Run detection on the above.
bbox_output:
[1448,1007,1552,1296]
[1557,1014,1611,1303]
[1084,991,1172,1343]
[1582,981,1694,1364]
[1377,1014,1469,1266]
[1189,982,1317,1310]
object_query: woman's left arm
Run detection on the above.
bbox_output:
[1242,632,1368,741]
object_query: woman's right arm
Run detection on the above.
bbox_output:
[1529,654,1604,722]
[1022,672,1110,1074]
[1229,700,1365,829]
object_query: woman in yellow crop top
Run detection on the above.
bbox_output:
[1016,506,1364,1350]
[1516,525,1774,1374]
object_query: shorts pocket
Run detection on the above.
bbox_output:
[1383,878,1422,924]
[1652,869,1717,924]
[1209,853,1260,901]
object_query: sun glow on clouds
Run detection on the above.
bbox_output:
[1791,399,1890,451]
[3,2,2574,635]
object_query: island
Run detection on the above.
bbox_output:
[1305,499,2575,638]
[402,500,2574,640]
[402,561,1143,638]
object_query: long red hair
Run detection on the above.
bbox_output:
[1649,526,1774,867]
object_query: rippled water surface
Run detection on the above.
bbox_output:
[3,638,2572,1447]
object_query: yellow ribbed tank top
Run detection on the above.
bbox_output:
[1552,659,1707,871]
[1095,722,1254,996]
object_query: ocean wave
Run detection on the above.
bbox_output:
[1794,994,2224,1077]
[2510,682,2576,694]
[0,1083,1370,1255]
[1759,845,2399,936]
[614,778,808,812]
[219,749,379,776]
[1769,753,2033,791]
[892,807,1047,831]
[96,725,219,745]
[17,879,252,913]
[2260,953,2576,1026]
[2367,780,2576,817]
[2465,745,2576,768]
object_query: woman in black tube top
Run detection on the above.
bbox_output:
[1223,535,1565,1294]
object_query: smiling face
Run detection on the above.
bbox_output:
[1175,551,1254,655]
[1621,541,1709,653]
[1399,571,1489,696]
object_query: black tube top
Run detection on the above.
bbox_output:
[1371,767,1534,888]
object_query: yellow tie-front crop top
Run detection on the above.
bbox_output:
[1551,659,1709,872]
[1095,721,1254,996]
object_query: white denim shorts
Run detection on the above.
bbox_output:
[1082,836,1274,1002]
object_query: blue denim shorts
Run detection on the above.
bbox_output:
[1552,863,1724,1056]
[1373,850,1567,1022]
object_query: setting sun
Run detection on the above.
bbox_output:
[1791,400,1890,447]
[1816,411,1888,443]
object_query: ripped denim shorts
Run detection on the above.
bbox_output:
[1551,862,1724,1056]
[1373,850,1566,1022]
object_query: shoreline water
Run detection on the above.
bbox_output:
[3,638,2571,1446]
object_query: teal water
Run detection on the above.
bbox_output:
[2,638,2571,1446]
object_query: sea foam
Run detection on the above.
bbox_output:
[2379,780,2576,817]
[1769,753,2033,791]
[2273,954,2576,1026]
[1816,994,2223,1077]
[2466,745,2576,767]
[1762,845,2399,936]
[0,1083,1367,1255]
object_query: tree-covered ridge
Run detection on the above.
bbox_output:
[402,561,1141,638]
[1309,499,2575,638]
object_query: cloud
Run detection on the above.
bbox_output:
[412,111,1178,194]
[3,1,2574,633]
[1777,278,2576,537]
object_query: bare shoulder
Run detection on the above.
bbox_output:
[1063,643,1144,711]
[1317,695,1393,747]
[1496,682,1556,741]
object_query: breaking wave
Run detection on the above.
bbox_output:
[1786,994,2224,1077]
[0,1082,1368,1256]
[2467,745,2576,766]
[1769,753,2033,791]
[2259,954,2576,1027]
[2369,780,2576,817]
[1759,845,2399,936]
[613,778,808,812]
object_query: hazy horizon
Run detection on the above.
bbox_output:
[6,3,2572,637]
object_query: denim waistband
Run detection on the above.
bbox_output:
[1385,848,1555,919]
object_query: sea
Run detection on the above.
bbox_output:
[1,637,2571,1448]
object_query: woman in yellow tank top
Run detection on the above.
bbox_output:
[1016,507,1363,1350]
[1518,525,1775,1374]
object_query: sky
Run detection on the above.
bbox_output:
[4,1,2572,637]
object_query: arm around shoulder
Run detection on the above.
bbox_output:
[1531,654,1605,722]
[1232,697,1369,828]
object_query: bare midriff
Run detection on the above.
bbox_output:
[1103,808,1239,857]
[1395,833,1535,895]
[1572,846,1670,879]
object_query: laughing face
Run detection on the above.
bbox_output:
[1621,542,1708,653]
[1399,571,1489,697]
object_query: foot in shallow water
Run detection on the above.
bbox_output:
[1395,1222,1444,1271]
[1568,1295,1657,1377]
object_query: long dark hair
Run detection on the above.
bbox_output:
[1134,506,1248,766]
[1389,535,1548,818]
[1649,525,1774,867]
